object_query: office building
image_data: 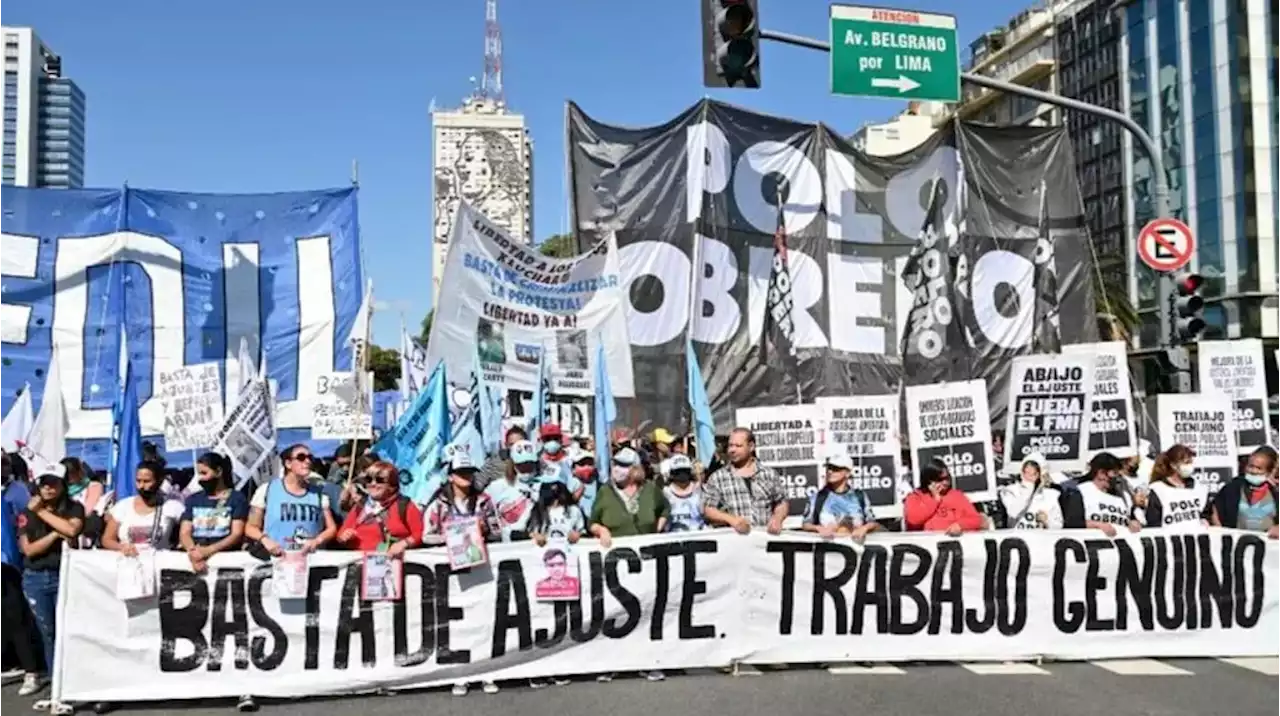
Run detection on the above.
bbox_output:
[1055,1,1127,322]
[431,96,533,302]
[1118,0,1277,346]
[942,0,1080,128]
[851,101,944,156]
[2,26,85,188]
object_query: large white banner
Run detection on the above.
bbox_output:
[56,530,1278,702]
[427,202,634,398]
[1197,339,1270,454]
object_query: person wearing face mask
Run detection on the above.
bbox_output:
[479,426,529,493]
[102,461,185,553]
[483,439,540,542]
[997,453,1063,530]
[538,424,572,469]
[1060,452,1142,535]
[1211,445,1279,538]
[589,448,669,548]
[803,452,880,540]
[569,449,599,519]
[903,461,984,534]
[179,452,249,574]
[662,454,705,532]
[1143,444,1211,528]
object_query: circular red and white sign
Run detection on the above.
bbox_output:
[1136,218,1195,273]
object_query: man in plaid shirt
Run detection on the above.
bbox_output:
[702,428,788,534]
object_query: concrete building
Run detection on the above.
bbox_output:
[1117,0,1277,348]
[851,101,945,156]
[431,96,533,302]
[2,26,85,188]
[941,0,1081,128]
[1055,1,1126,314]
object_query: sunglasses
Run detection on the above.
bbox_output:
[367,476,394,486]
[291,453,313,462]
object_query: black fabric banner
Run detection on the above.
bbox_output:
[567,100,1096,431]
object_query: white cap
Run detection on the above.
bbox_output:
[664,454,694,474]
[824,451,854,471]
[1022,451,1048,468]
[448,451,479,473]
[572,450,595,464]
[613,447,640,466]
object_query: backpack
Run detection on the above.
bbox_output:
[807,486,871,526]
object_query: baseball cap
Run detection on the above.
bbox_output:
[572,450,595,465]
[652,427,676,445]
[509,440,538,465]
[539,423,563,440]
[612,447,640,467]
[448,452,479,473]
[1022,451,1048,469]
[665,454,694,473]
[824,451,854,471]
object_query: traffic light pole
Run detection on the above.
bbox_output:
[759,28,1177,347]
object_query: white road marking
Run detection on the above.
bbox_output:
[958,662,1050,675]
[1217,657,1280,675]
[1090,659,1193,676]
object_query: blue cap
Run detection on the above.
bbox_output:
[510,440,538,465]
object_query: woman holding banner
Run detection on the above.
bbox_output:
[1143,445,1212,528]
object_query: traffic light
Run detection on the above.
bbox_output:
[1170,271,1206,344]
[702,0,760,89]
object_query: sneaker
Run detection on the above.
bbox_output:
[481,681,499,695]
[529,678,548,690]
[451,683,468,697]
[236,695,258,712]
[50,703,74,716]
[552,676,572,686]
[645,670,666,682]
[595,672,614,683]
[19,673,46,696]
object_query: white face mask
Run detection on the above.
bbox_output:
[1177,463,1195,478]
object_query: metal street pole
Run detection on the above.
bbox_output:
[760,28,1175,346]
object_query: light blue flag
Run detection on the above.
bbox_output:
[110,360,143,500]
[686,338,716,466]
[390,362,450,505]
[593,337,616,481]
[529,342,551,435]
[474,346,503,458]
[451,356,490,469]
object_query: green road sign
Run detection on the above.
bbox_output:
[830,5,961,102]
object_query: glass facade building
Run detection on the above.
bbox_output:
[1119,0,1278,346]
[2,26,85,188]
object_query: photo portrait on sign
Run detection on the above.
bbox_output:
[533,545,581,602]
[815,395,902,519]
[736,404,823,516]
[1062,341,1137,457]
[1002,353,1095,473]
[905,380,996,502]
[1157,393,1239,494]
[1197,339,1269,454]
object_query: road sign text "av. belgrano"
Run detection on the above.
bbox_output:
[830,5,961,102]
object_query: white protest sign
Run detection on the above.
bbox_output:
[905,380,996,503]
[1002,353,1095,474]
[54,530,1279,703]
[312,372,373,440]
[1062,341,1137,458]
[736,404,824,516]
[814,395,902,519]
[1157,393,1238,494]
[155,363,224,452]
[1197,339,1269,454]
[210,376,277,484]
[425,202,634,398]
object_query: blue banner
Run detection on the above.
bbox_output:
[0,186,363,469]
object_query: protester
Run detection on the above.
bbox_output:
[997,452,1063,530]
[1,459,43,698]
[538,423,572,469]
[1143,444,1211,528]
[903,461,985,534]
[423,453,503,546]
[247,444,337,556]
[527,478,585,546]
[479,426,528,491]
[651,427,677,461]
[1211,445,1278,537]
[802,451,880,540]
[19,472,84,714]
[484,439,539,541]
[590,449,669,547]
[101,461,185,552]
[569,448,598,516]
[336,460,424,552]
[179,452,249,573]
[662,454,705,532]
[326,443,354,484]
[62,457,106,546]
[1060,452,1141,535]
[702,428,787,534]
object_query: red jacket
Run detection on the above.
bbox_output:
[339,497,425,552]
[903,489,985,532]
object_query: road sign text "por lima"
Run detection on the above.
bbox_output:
[829,4,961,103]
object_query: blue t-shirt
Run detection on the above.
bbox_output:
[183,490,251,547]
[1,496,19,568]
[805,487,873,528]
[3,481,30,522]
[262,480,328,549]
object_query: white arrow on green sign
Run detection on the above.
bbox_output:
[829,4,961,103]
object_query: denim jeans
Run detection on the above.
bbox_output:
[21,568,58,675]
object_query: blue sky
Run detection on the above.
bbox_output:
[7,0,1030,347]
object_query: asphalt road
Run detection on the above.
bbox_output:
[3,659,1275,716]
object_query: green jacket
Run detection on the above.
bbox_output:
[591,482,670,537]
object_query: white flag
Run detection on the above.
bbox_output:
[348,279,374,406]
[237,336,257,395]
[26,349,68,476]
[1,383,34,453]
